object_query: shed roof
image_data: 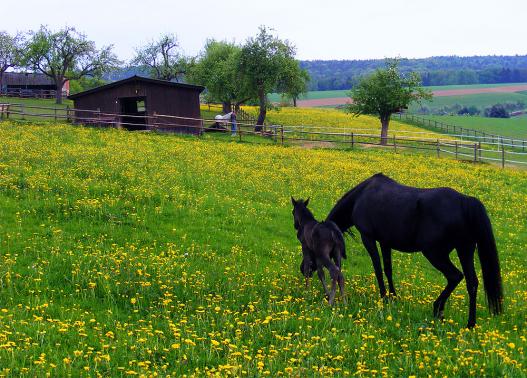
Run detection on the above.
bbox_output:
[68,75,205,100]
[3,72,55,86]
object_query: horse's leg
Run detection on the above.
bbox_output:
[316,263,330,299]
[361,234,387,298]
[318,254,340,305]
[333,249,346,304]
[457,244,478,328]
[380,243,396,297]
[423,249,463,320]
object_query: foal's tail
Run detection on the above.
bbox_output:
[468,197,504,315]
[325,221,347,259]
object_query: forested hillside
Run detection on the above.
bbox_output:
[301,55,527,90]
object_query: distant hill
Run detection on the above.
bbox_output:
[301,55,527,91]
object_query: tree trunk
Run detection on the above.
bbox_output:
[222,102,232,113]
[293,96,297,107]
[0,70,4,95]
[380,116,390,145]
[54,77,64,105]
[255,88,266,132]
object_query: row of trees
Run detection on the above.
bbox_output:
[302,56,527,91]
[2,27,432,141]
[417,101,525,117]
[0,27,309,126]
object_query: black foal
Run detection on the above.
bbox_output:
[292,197,346,305]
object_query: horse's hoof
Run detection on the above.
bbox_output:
[466,321,476,329]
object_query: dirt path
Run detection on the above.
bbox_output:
[296,84,527,107]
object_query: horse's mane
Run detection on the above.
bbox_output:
[326,173,386,234]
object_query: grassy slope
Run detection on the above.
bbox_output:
[0,122,526,376]
[409,92,527,111]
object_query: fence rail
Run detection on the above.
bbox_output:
[1,102,526,169]
[0,88,69,99]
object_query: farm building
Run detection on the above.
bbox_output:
[1,72,70,98]
[68,76,204,133]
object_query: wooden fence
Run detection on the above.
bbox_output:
[1,102,526,169]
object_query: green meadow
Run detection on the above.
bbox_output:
[0,121,525,376]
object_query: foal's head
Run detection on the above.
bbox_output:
[291,197,311,230]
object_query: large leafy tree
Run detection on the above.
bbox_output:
[277,60,309,107]
[187,40,247,113]
[131,34,188,82]
[347,59,432,145]
[0,31,23,92]
[23,26,119,104]
[238,27,302,129]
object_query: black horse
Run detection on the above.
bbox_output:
[292,197,346,305]
[326,173,503,328]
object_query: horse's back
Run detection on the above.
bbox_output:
[355,175,472,250]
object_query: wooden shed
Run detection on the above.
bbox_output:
[68,76,204,133]
[2,72,70,97]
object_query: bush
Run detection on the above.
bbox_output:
[457,106,480,116]
[484,104,510,118]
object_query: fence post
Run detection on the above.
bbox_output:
[54,107,57,122]
[436,139,440,158]
[473,143,477,162]
[351,132,354,149]
[501,143,505,169]
[455,141,458,160]
[97,108,101,127]
[66,105,70,122]
[393,134,397,152]
[280,125,284,146]
[478,141,482,161]
[239,124,242,142]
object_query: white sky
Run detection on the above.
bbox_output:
[3,0,527,61]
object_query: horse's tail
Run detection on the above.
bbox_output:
[468,197,504,315]
[325,221,347,259]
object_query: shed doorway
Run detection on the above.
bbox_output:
[119,96,147,130]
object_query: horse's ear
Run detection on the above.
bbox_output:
[291,196,296,206]
[304,197,310,207]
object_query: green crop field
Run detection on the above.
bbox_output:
[419,115,527,140]
[0,120,526,376]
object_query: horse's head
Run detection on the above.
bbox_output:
[291,196,310,230]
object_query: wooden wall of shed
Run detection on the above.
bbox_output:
[72,80,202,133]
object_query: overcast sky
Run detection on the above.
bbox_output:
[3,0,526,61]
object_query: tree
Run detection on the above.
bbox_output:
[346,59,432,145]
[131,34,188,82]
[23,26,119,104]
[186,40,247,113]
[0,31,23,93]
[238,27,301,129]
[277,60,309,107]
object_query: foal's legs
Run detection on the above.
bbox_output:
[333,249,346,304]
[457,244,478,328]
[318,254,342,305]
[423,248,463,320]
[380,243,397,296]
[316,264,330,299]
[361,234,387,298]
